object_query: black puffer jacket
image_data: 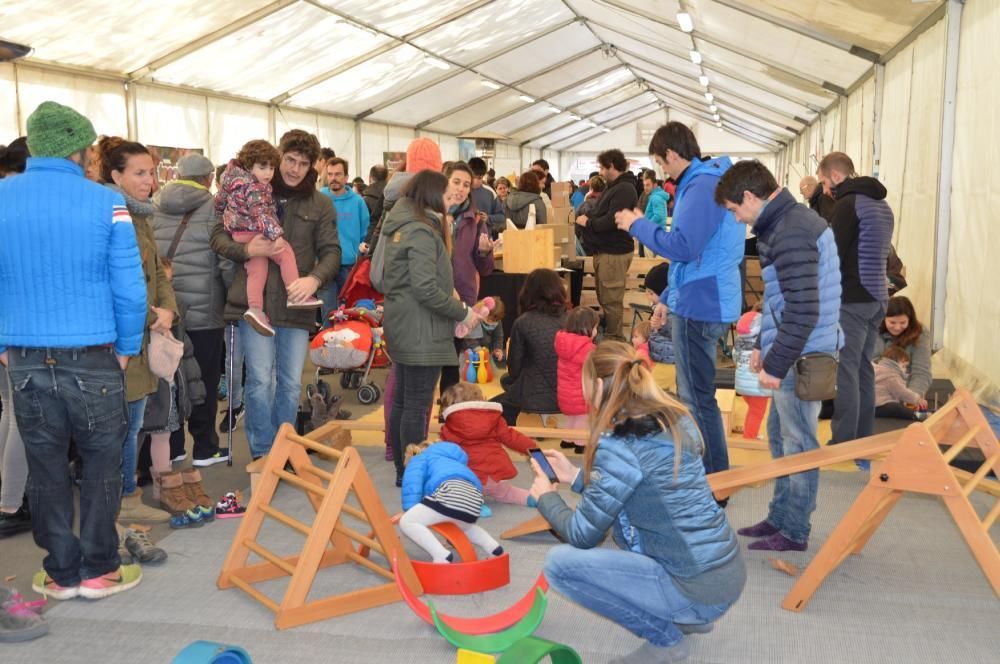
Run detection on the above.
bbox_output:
[502,310,565,413]
[579,171,637,255]
[141,310,206,432]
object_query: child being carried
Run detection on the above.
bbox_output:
[400,442,504,564]
[216,139,321,337]
[439,383,538,507]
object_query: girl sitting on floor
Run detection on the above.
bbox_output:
[529,341,745,664]
[555,306,600,454]
[874,345,928,420]
[399,442,504,563]
[440,383,537,507]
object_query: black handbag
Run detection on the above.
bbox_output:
[769,309,839,401]
[793,353,838,401]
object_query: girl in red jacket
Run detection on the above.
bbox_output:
[554,307,600,454]
[440,383,537,506]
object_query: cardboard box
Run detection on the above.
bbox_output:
[551,181,572,196]
[536,223,573,259]
[500,226,558,273]
[551,191,570,208]
[550,205,575,226]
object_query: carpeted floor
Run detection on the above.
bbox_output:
[4,444,999,664]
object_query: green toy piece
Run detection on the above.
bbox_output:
[429,588,548,653]
[497,636,583,664]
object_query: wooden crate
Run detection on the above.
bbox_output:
[550,206,575,226]
[500,226,558,273]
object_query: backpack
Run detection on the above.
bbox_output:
[649,325,675,364]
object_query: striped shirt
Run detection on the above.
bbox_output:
[422,479,483,523]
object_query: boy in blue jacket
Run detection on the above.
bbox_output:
[399,442,503,563]
[616,122,744,478]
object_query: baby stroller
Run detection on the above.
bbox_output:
[338,255,383,307]
[309,304,390,405]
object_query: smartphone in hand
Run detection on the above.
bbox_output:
[528,448,559,484]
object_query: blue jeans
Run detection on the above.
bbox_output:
[318,263,353,326]
[832,301,885,443]
[671,314,730,474]
[766,373,822,543]
[240,322,309,457]
[8,347,127,586]
[544,544,732,647]
[121,397,148,495]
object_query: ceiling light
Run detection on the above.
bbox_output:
[709,104,718,112]
[601,127,611,133]
[568,113,581,120]
[704,92,714,102]
[677,12,694,33]
[546,106,562,114]
[713,114,720,121]
[584,120,597,128]
[716,121,723,128]
[698,75,709,87]
[424,56,450,70]
[519,94,535,103]
[718,127,724,132]
[480,80,500,90]
[689,50,702,65]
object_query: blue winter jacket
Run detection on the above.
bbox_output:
[0,158,147,356]
[644,187,670,231]
[629,157,744,323]
[321,187,370,266]
[537,417,743,597]
[755,189,843,380]
[402,442,484,511]
[570,188,585,210]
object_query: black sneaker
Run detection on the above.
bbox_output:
[219,405,244,433]
[0,505,31,539]
[192,449,229,468]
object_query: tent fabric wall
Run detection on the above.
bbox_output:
[207,98,269,167]
[942,0,1000,404]
[135,84,207,152]
[16,66,127,139]
[877,19,946,327]
[0,64,18,140]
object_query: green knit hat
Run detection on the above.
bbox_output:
[26,101,97,158]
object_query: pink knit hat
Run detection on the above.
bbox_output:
[405,138,442,173]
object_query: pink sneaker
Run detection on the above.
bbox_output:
[78,564,142,600]
[31,570,78,601]
[244,308,275,337]
[287,296,323,310]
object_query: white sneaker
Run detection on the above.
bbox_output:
[243,308,275,336]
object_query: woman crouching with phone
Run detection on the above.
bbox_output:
[529,341,745,663]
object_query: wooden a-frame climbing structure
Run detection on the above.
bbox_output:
[218,422,423,630]
[501,390,1000,611]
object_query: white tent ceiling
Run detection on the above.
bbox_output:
[0,0,944,151]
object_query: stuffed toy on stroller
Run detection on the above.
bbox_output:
[308,302,390,405]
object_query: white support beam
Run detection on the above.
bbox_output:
[460,64,622,135]
[931,0,963,351]
[514,85,649,142]
[129,0,298,80]
[557,107,667,152]
[539,101,660,150]
[416,44,602,130]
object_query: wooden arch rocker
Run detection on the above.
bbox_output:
[501,390,1000,611]
[217,422,422,629]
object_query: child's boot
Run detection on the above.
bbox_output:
[180,469,216,522]
[118,487,170,523]
[158,471,205,529]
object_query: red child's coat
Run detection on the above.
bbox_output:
[554,330,595,417]
[440,401,536,483]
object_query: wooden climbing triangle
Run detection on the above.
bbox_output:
[784,389,1000,610]
[217,423,422,629]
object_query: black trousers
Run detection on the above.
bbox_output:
[173,328,225,460]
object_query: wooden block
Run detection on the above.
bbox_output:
[717,389,736,434]
[551,191,570,207]
[550,206,575,226]
[501,227,557,273]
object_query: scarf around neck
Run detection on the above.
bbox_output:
[272,167,319,200]
[106,182,155,217]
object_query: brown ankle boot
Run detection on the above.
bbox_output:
[181,469,215,521]
[158,471,196,516]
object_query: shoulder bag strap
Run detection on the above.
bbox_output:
[165,210,195,260]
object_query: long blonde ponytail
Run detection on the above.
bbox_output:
[581,341,702,482]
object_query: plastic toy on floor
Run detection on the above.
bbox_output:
[172,640,251,663]
[456,297,495,338]
[462,347,495,384]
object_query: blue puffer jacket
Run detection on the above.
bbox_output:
[644,187,670,231]
[629,157,744,323]
[537,417,740,581]
[402,442,483,511]
[755,189,843,380]
[0,158,147,356]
